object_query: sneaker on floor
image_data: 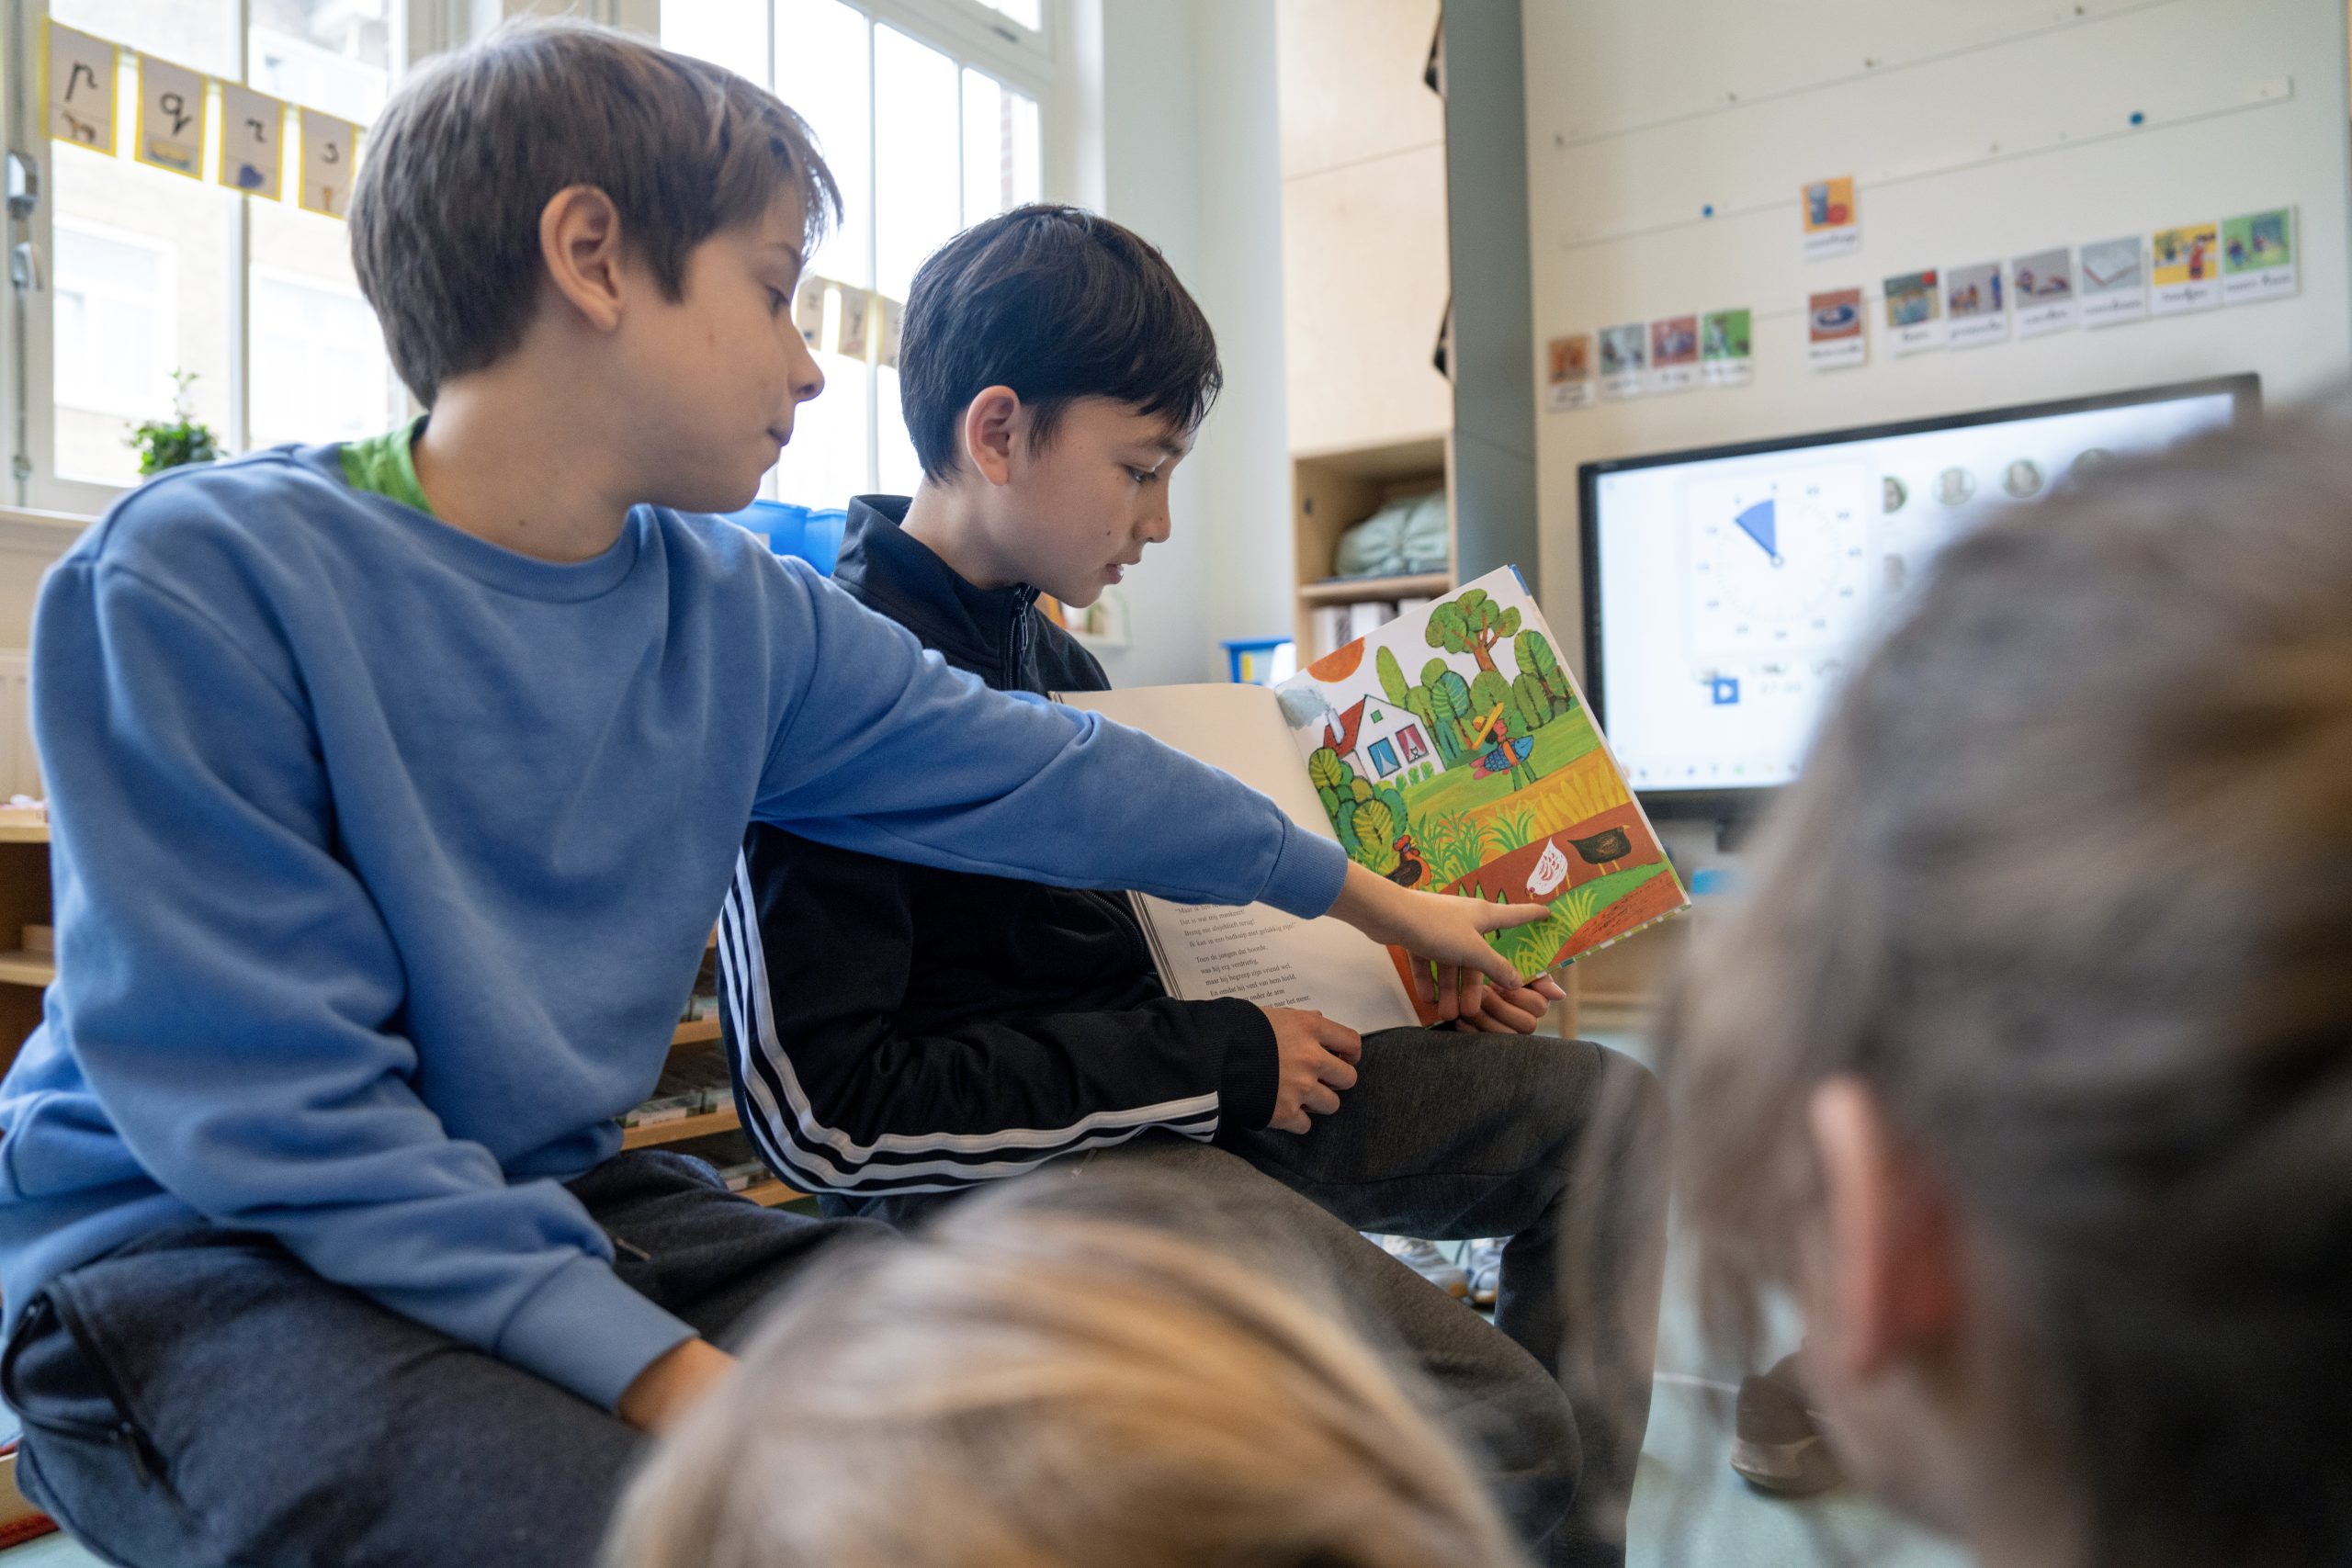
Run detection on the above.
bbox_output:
[1372,1235,1469,1299]
[1464,1237,1503,1307]
[1730,1352,1842,1496]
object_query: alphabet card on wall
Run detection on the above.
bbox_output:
[1883,269,1946,355]
[134,54,208,178]
[1648,315,1700,393]
[299,107,356,218]
[1943,263,2008,347]
[1545,333,1595,410]
[2079,236,2148,326]
[1801,175,1860,260]
[1598,322,1647,399]
[1806,288,1867,369]
[218,83,286,198]
[2150,222,2222,315]
[1700,310,1752,385]
[2010,248,2078,337]
[47,24,119,155]
[2221,208,2297,303]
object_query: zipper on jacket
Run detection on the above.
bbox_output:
[1004,586,1040,692]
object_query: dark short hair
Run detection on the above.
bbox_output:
[350,18,841,405]
[1662,404,2352,1568]
[897,205,1222,481]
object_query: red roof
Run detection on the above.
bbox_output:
[1323,698,1367,758]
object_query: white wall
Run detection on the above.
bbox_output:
[1076,0,1292,687]
[1522,0,2352,652]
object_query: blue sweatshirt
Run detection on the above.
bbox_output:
[0,445,1347,1411]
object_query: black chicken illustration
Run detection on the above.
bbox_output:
[1566,828,1633,875]
[1388,832,1428,889]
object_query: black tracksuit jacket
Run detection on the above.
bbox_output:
[716,496,1279,1197]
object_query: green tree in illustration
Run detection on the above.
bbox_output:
[1426,588,1521,675]
[1402,684,1454,763]
[1514,629,1574,710]
[1375,646,1411,707]
[1308,747,1351,834]
[1351,798,1400,875]
[1423,661,1476,760]
[1513,671,1555,729]
[1470,668,1519,734]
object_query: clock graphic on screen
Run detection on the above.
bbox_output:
[1683,465,1873,660]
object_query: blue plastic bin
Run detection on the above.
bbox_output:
[1223,637,1296,686]
[729,500,848,576]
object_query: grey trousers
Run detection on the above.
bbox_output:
[848,1030,1672,1568]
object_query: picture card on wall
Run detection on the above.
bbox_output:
[2009,248,2077,337]
[1700,310,1753,386]
[298,107,357,218]
[1806,288,1866,369]
[217,83,286,198]
[2150,223,2221,315]
[1943,263,2007,347]
[134,54,208,178]
[2078,236,2148,326]
[1545,333,1595,412]
[1648,315,1700,393]
[1598,323,1648,400]
[2221,208,2296,303]
[1883,270,1946,355]
[1801,175,1860,260]
[793,279,829,349]
[47,24,119,154]
[838,287,874,360]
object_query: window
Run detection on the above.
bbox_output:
[8,0,405,508]
[662,0,1051,510]
[1369,739,1400,779]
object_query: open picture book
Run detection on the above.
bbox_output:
[1061,566,1690,1032]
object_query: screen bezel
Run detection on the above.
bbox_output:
[1576,373,2262,822]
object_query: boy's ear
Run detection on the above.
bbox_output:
[538,185,628,333]
[962,386,1023,488]
[1808,1074,1964,1378]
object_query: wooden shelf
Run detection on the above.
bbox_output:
[0,823,48,844]
[671,1016,720,1047]
[621,1104,741,1149]
[1296,570,1452,605]
[741,1179,801,1207]
[0,950,54,987]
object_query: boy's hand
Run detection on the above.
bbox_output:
[618,1337,738,1435]
[1457,974,1569,1034]
[1327,863,1547,1022]
[1259,1006,1363,1134]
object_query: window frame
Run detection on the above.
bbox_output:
[664,0,1059,507]
[1,0,431,516]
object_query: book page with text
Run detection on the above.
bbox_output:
[1061,685,1420,1033]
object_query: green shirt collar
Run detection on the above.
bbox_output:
[339,414,434,517]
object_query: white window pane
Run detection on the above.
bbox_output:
[876,365,922,495]
[960,68,1040,225]
[772,355,869,509]
[51,118,232,486]
[52,0,237,76]
[661,0,767,84]
[773,0,870,287]
[250,0,394,123]
[247,198,402,450]
[872,25,958,299]
[972,0,1041,31]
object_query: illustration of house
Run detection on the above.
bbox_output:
[1323,694,1431,783]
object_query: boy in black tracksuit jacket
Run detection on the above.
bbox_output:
[718,207,1668,1568]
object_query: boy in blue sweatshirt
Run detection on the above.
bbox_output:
[0,22,1542,1565]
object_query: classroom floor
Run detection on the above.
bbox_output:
[0,1026,1970,1568]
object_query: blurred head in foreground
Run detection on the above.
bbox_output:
[1662,401,2352,1568]
[605,1176,1527,1568]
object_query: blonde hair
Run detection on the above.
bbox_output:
[605,1179,1528,1568]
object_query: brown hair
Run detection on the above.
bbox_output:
[1660,405,2352,1567]
[604,1178,1527,1568]
[350,18,840,405]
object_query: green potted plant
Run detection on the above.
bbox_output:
[127,370,222,478]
